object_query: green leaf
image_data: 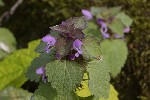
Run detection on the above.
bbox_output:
[107,6,122,16]
[73,16,87,29]
[0,87,32,100]
[82,36,102,60]
[90,7,107,17]
[100,39,128,78]
[0,50,8,60]
[95,6,122,19]
[107,19,124,35]
[0,28,17,59]
[46,60,84,95]
[87,59,110,99]
[98,85,119,100]
[35,41,47,53]
[31,83,57,100]
[25,52,55,82]
[32,83,79,100]
[0,40,39,90]
[76,73,119,100]
[54,93,79,100]
[116,12,133,27]
[55,37,73,58]
[50,31,61,38]
[83,21,102,41]
[0,0,4,6]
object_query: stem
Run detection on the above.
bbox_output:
[0,0,24,26]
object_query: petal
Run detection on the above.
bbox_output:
[45,45,51,53]
[97,19,104,25]
[73,39,82,49]
[36,66,45,75]
[42,35,56,46]
[100,28,110,38]
[69,55,75,60]
[99,21,110,39]
[114,34,123,38]
[78,50,82,54]
[56,53,61,59]
[82,9,93,20]
[75,52,80,57]
[123,27,130,33]
[42,74,47,83]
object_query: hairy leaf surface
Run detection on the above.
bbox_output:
[87,59,110,99]
[46,60,84,95]
[83,22,102,41]
[100,39,128,77]
[50,16,87,39]
[31,83,56,100]
[32,83,79,100]
[82,36,102,60]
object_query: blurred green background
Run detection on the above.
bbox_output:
[0,0,149,100]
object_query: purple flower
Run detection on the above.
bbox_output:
[114,34,124,38]
[69,54,75,60]
[97,19,110,39]
[81,9,93,20]
[114,27,130,39]
[123,27,130,33]
[42,35,56,53]
[36,66,47,83]
[36,66,45,74]
[73,39,82,58]
[56,53,61,60]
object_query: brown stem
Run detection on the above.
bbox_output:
[0,0,24,26]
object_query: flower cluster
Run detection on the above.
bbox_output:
[36,17,86,82]
[81,9,131,39]
[36,66,47,83]
[42,35,56,53]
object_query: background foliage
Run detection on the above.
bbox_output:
[0,0,149,100]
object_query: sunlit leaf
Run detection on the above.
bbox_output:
[0,40,39,90]
[0,28,16,59]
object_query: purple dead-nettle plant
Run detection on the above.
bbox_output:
[49,16,87,60]
[36,66,47,83]
[81,9,93,20]
[42,35,56,53]
[50,17,86,39]
[97,19,110,39]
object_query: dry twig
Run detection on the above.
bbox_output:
[0,0,24,26]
